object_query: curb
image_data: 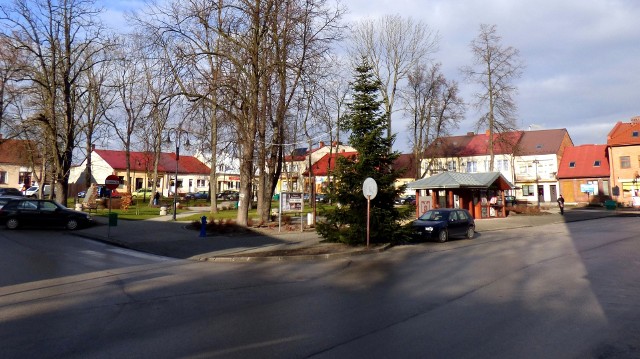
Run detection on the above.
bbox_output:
[202,243,393,262]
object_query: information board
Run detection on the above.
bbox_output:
[281,192,304,212]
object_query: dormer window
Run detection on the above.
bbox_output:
[593,160,601,167]
[536,144,543,149]
[569,162,576,168]
[633,131,639,137]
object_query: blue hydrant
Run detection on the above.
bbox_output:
[199,216,207,238]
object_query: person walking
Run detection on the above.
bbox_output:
[557,194,565,215]
[153,191,160,206]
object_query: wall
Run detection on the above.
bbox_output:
[609,145,640,203]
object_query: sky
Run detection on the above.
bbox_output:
[80,0,640,151]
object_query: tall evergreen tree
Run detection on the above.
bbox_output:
[317,59,411,245]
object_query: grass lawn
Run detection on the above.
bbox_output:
[68,198,332,222]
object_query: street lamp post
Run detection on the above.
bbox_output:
[166,126,190,221]
[532,159,540,208]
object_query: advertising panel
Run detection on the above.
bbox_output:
[281,192,304,212]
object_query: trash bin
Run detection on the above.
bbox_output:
[604,200,617,210]
[108,212,118,226]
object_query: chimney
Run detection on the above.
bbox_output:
[319,141,325,148]
[91,144,95,151]
[467,132,474,136]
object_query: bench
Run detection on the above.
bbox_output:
[81,201,99,213]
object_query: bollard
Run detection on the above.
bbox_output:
[199,215,207,237]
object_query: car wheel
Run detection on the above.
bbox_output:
[437,229,448,243]
[6,218,19,229]
[465,227,475,239]
[66,219,79,230]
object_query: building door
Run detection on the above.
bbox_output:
[550,185,557,202]
[538,185,545,204]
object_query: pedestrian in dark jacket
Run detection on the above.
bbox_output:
[557,194,565,215]
[153,191,160,206]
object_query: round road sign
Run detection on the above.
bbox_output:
[105,174,120,190]
[362,177,378,200]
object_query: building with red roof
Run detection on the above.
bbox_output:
[557,144,610,204]
[279,141,355,194]
[392,153,420,195]
[69,148,211,197]
[607,117,640,205]
[0,137,39,191]
[421,128,573,205]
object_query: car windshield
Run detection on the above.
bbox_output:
[419,210,449,221]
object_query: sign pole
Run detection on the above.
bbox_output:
[362,177,378,249]
[366,195,371,248]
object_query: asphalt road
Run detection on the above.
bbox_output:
[1,217,639,358]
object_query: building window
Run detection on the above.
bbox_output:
[466,161,477,173]
[447,160,456,171]
[633,131,639,137]
[593,160,601,167]
[522,185,535,196]
[620,156,631,169]
[19,172,32,185]
[0,171,6,184]
[569,162,576,168]
[496,159,509,171]
[197,179,206,187]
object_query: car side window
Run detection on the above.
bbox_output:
[19,201,38,210]
[457,210,468,220]
[449,211,458,221]
[40,201,58,211]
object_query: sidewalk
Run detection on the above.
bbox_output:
[74,211,324,260]
[74,206,634,261]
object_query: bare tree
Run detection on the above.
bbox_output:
[404,63,464,179]
[0,0,110,202]
[77,45,115,188]
[103,34,152,193]
[0,34,25,136]
[461,24,524,171]
[350,14,439,139]
[136,0,344,226]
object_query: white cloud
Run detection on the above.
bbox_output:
[341,0,640,150]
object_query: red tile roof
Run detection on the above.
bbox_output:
[607,118,640,146]
[0,139,38,165]
[460,131,523,156]
[426,129,570,157]
[304,151,357,176]
[392,153,418,179]
[425,134,475,157]
[556,144,609,179]
[94,149,210,174]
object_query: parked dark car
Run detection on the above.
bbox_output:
[0,187,23,197]
[315,193,327,203]
[217,190,239,201]
[0,199,93,230]
[0,195,24,209]
[185,190,209,200]
[412,208,475,243]
[394,195,416,205]
[78,185,121,199]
